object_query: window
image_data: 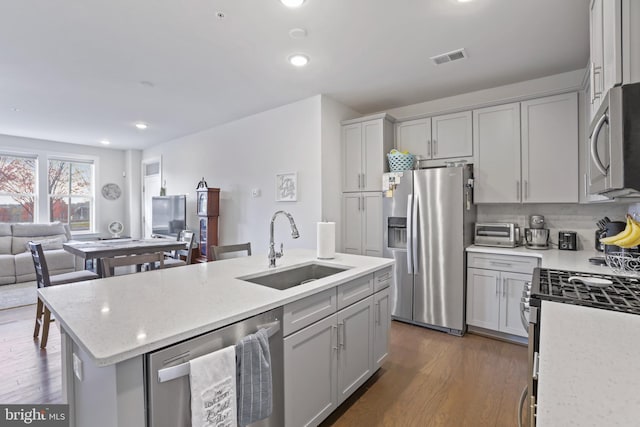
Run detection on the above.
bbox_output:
[48,159,94,232]
[0,154,37,222]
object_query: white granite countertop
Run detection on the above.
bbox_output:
[38,249,393,366]
[466,245,618,275]
[537,300,640,426]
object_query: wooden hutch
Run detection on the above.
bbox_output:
[196,187,219,262]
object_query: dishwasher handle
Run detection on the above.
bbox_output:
[157,320,280,383]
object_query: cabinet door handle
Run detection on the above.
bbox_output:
[378,301,382,326]
[516,180,520,200]
[433,139,437,157]
[590,61,596,104]
[332,325,338,351]
[502,277,507,297]
[593,64,603,100]
[375,301,379,325]
[524,180,529,200]
[495,277,499,296]
[427,140,432,157]
[491,261,512,268]
[362,173,365,189]
[338,322,345,347]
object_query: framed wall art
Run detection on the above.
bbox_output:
[275,172,297,202]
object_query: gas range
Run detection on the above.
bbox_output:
[530,268,640,314]
[521,267,640,426]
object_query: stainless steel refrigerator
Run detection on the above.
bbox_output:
[383,165,476,335]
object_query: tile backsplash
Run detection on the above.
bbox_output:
[477,203,631,251]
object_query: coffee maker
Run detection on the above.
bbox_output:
[525,215,550,250]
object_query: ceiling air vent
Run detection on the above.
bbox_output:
[430,48,467,65]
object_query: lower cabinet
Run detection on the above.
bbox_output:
[466,268,530,338]
[283,314,338,427]
[283,280,390,427]
[373,287,390,368]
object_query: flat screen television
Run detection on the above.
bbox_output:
[151,195,186,238]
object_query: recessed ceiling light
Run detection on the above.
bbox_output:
[280,0,305,8]
[100,139,111,145]
[289,54,309,67]
[139,80,155,88]
[10,107,20,112]
[457,0,473,2]
[135,122,148,130]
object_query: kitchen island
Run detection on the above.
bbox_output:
[38,249,393,427]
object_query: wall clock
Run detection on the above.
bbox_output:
[101,183,122,200]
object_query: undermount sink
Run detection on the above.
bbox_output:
[239,263,348,291]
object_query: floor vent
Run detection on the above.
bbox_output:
[430,48,467,65]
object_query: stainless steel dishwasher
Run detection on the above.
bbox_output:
[146,307,283,427]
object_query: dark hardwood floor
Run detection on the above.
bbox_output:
[0,306,527,426]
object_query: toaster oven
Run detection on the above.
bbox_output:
[474,223,521,248]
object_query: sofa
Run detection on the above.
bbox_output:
[0,222,79,285]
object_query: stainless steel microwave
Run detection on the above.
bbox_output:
[589,82,640,198]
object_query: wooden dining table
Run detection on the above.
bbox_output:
[63,238,188,278]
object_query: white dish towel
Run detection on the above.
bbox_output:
[189,345,237,427]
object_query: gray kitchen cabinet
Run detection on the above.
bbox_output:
[283,271,391,426]
[337,296,374,405]
[521,92,578,203]
[372,287,390,369]
[342,114,394,192]
[473,102,521,203]
[466,253,538,341]
[284,313,338,427]
[337,273,373,310]
[589,0,640,118]
[473,93,578,204]
[466,268,501,331]
[395,111,472,167]
[499,272,531,337]
[342,192,382,256]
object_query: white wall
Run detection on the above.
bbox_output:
[320,95,360,251]
[0,134,127,236]
[143,96,323,255]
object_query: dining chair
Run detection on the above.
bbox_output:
[210,243,252,261]
[163,230,196,268]
[28,242,100,349]
[101,252,165,278]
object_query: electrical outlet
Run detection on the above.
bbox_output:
[251,188,261,198]
[73,352,83,381]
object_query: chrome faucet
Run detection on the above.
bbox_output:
[268,210,300,268]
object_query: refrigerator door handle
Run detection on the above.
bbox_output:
[412,194,419,273]
[406,194,413,274]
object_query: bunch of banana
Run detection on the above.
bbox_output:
[600,215,640,248]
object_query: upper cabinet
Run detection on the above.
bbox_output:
[396,111,472,166]
[342,114,394,192]
[589,0,640,118]
[474,93,578,204]
[473,103,521,203]
[521,93,579,203]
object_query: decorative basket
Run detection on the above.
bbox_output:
[605,251,640,276]
[387,152,415,172]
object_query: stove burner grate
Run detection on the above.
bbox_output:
[534,269,640,315]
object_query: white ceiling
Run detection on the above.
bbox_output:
[0,0,589,150]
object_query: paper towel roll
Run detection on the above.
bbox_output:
[317,222,336,259]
